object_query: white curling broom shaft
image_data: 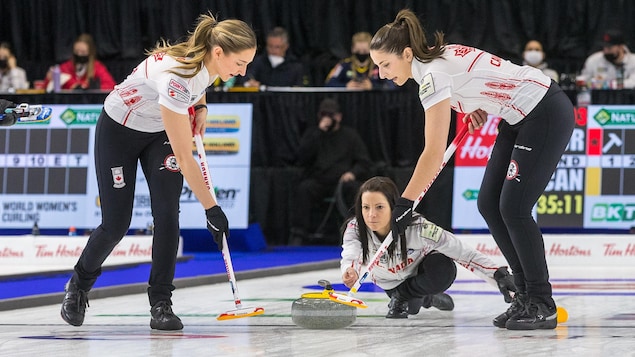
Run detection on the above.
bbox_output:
[194,134,244,309]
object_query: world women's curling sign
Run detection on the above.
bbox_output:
[0,103,252,230]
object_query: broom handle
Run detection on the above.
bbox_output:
[194,133,243,308]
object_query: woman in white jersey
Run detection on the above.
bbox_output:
[369,9,574,330]
[340,177,516,319]
[60,13,256,331]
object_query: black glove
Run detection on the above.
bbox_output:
[206,206,229,250]
[0,99,17,127]
[493,266,517,303]
[0,99,16,112]
[391,197,415,238]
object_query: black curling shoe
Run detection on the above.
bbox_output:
[505,298,557,330]
[493,292,527,328]
[60,279,89,327]
[150,301,184,330]
[386,293,409,319]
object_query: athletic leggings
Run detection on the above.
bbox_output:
[477,81,575,307]
[386,252,457,299]
[72,110,183,306]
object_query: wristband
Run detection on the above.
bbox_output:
[193,104,207,112]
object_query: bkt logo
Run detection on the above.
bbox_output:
[590,203,635,222]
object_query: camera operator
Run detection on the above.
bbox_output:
[318,108,338,132]
[289,98,373,245]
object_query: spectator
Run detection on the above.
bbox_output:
[289,98,373,245]
[45,33,116,91]
[581,29,635,89]
[522,40,559,83]
[325,32,394,90]
[0,42,29,92]
[239,27,305,88]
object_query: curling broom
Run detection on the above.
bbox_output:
[194,132,265,320]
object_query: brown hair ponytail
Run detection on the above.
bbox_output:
[370,9,445,63]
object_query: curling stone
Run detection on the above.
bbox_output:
[291,279,356,329]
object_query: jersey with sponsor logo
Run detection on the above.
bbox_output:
[340,215,500,290]
[412,44,551,125]
[104,53,215,132]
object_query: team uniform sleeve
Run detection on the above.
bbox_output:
[417,218,500,287]
[340,219,363,276]
[415,70,453,110]
[156,72,192,115]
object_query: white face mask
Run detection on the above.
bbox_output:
[523,50,543,66]
[268,55,285,68]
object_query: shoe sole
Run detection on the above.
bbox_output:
[492,316,508,328]
[505,318,557,330]
[150,322,184,330]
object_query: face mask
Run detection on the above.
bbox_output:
[268,55,284,68]
[73,54,89,64]
[354,53,370,62]
[523,50,543,66]
[603,52,618,63]
[0,59,7,69]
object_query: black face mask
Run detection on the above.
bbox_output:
[603,52,618,64]
[354,53,370,62]
[0,59,7,69]
[73,54,89,64]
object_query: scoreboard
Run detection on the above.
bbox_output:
[0,103,253,230]
[0,128,90,195]
[452,105,635,231]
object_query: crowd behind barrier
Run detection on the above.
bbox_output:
[2,87,634,245]
[1,0,634,90]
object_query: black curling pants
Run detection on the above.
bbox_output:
[477,82,574,307]
[386,252,457,299]
[72,110,183,306]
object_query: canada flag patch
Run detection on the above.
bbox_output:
[167,79,190,103]
[111,167,125,188]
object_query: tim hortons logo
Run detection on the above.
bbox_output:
[456,116,500,166]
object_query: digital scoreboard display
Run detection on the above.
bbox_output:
[0,104,253,230]
[453,105,635,231]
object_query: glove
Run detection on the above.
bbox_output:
[0,99,17,127]
[391,197,415,237]
[493,266,517,303]
[205,206,229,250]
[0,99,16,113]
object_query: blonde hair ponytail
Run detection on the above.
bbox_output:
[148,12,256,78]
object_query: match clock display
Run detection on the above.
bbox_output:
[453,105,635,231]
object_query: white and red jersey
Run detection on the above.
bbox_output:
[412,44,551,125]
[104,53,215,133]
[340,215,501,290]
